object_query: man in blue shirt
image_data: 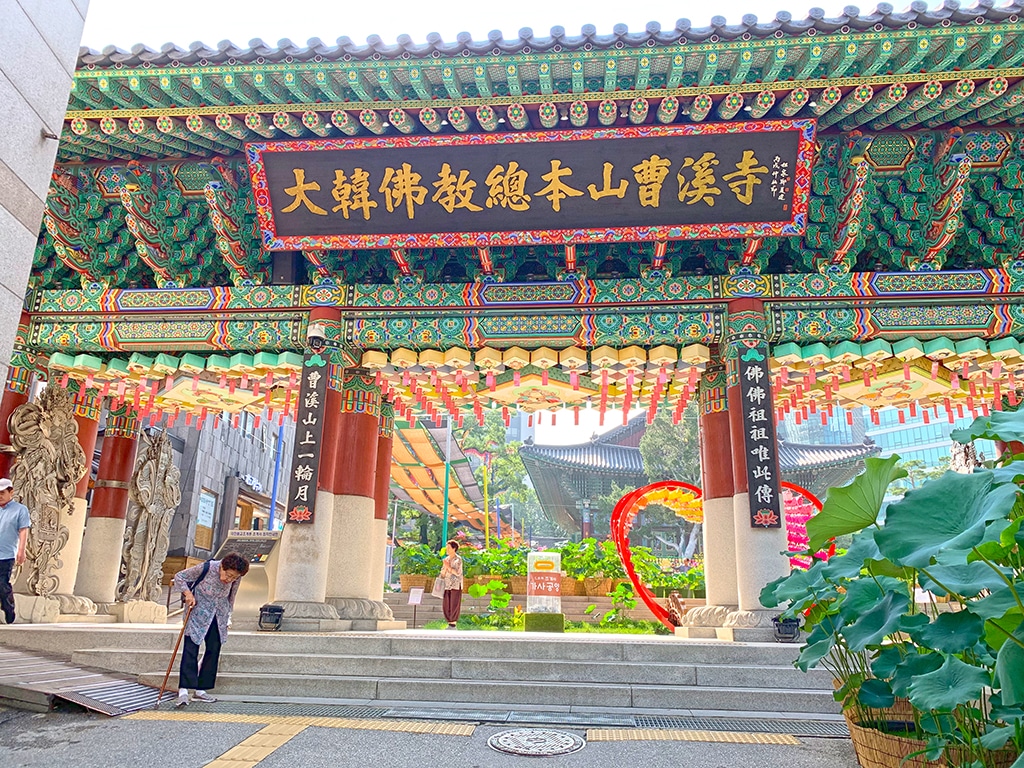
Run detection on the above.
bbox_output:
[0,478,30,624]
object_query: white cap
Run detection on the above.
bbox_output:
[0,479,12,491]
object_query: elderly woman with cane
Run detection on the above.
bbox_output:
[172,552,249,707]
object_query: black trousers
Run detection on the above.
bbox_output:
[179,620,222,690]
[0,559,14,624]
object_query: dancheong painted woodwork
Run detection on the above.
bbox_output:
[14,1,1024,436]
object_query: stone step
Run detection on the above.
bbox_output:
[134,670,837,714]
[73,648,829,690]
[3,626,805,666]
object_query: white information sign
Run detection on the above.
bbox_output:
[526,552,562,614]
[408,587,424,605]
[196,490,217,529]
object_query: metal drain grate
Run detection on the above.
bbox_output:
[385,707,511,722]
[205,703,391,719]
[55,681,176,716]
[633,716,849,738]
[508,711,635,727]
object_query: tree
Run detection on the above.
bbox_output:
[457,410,555,539]
[639,403,701,484]
[593,405,704,558]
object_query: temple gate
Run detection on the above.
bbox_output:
[3,4,1024,636]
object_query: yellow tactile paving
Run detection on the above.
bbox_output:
[124,710,475,736]
[587,728,801,745]
[126,711,474,767]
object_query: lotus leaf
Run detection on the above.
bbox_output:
[891,652,944,697]
[821,530,881,581]
[965,587,1023,622]
[918,561,1014,598]
[994,621,1024,706]
[795,638,834,672]
[807,456,905,551]
[980,727,1016,751]
[870,645,905,680]
[875,473,1012,568]
[841,591,910,652]
[858,678,896,709]
[950,410,1024,444]
[985,611,1024,652]
[840,576,910,622]
[907,655,991,712]
[908,611,986,654]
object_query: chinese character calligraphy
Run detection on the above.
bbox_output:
[738,345,782,529]
[286,353,330,525]
[256,122,813,249]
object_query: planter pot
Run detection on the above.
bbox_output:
[399,574,430,592]
[833,680,915,731]
[584,577,613,596]
[508,576,528,594]
[848,721,1019,768]
[689,588,706,599]
[561,576,584,596]
[772,616,801,643]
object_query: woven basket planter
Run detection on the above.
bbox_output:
[584,577,613,596]
[561,576,585,596]
[508,576,528,594]
[848,721,1019,768]
[399,574,430,592]
[833,680,915,731]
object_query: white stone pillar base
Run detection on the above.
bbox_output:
[326,494,375,601]
[702,495,739,608]
[51,496,88,597]
[108,600,167,623]
[367,518,388,601]
[75,517,127,604]
[11,594,59,624]
[273,490,335,604]
[733,492,790,613]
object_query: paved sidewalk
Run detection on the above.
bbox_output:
[0,704,860,768]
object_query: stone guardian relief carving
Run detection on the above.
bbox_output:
[9,386,86,597]
[118,430,181,602]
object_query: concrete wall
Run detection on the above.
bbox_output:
[0,0,88,382]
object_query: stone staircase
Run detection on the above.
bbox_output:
[0,625,838,716]
[382,592,694,625]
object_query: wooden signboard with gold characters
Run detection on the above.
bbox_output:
[247,120,815,250]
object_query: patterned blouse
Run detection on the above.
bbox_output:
[173,560,240,646]
[440,554,463,591]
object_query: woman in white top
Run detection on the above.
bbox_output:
[438,540,464,629]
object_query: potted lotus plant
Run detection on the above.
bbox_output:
[762,413,1024,768]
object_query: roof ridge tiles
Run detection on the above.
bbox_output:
[75,2,1023,69]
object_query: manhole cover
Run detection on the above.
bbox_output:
[487,728,586,757]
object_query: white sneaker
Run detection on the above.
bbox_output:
[191,690,217,703]
[174,692,189,708]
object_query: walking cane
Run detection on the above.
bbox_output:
[155,604,193,708]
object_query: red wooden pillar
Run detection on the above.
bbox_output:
[55,385,102,597]
[325,369,382,602]
[725,298,788,621]
[0,367,31,478]
[76,406,140,604]
[698,359,738,608]
[369,400,395,599]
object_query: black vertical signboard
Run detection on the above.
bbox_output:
[286,352,329,524]
[738,346,783,528]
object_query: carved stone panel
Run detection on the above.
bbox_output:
[8,386,87,597]
[118,430,181,602]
